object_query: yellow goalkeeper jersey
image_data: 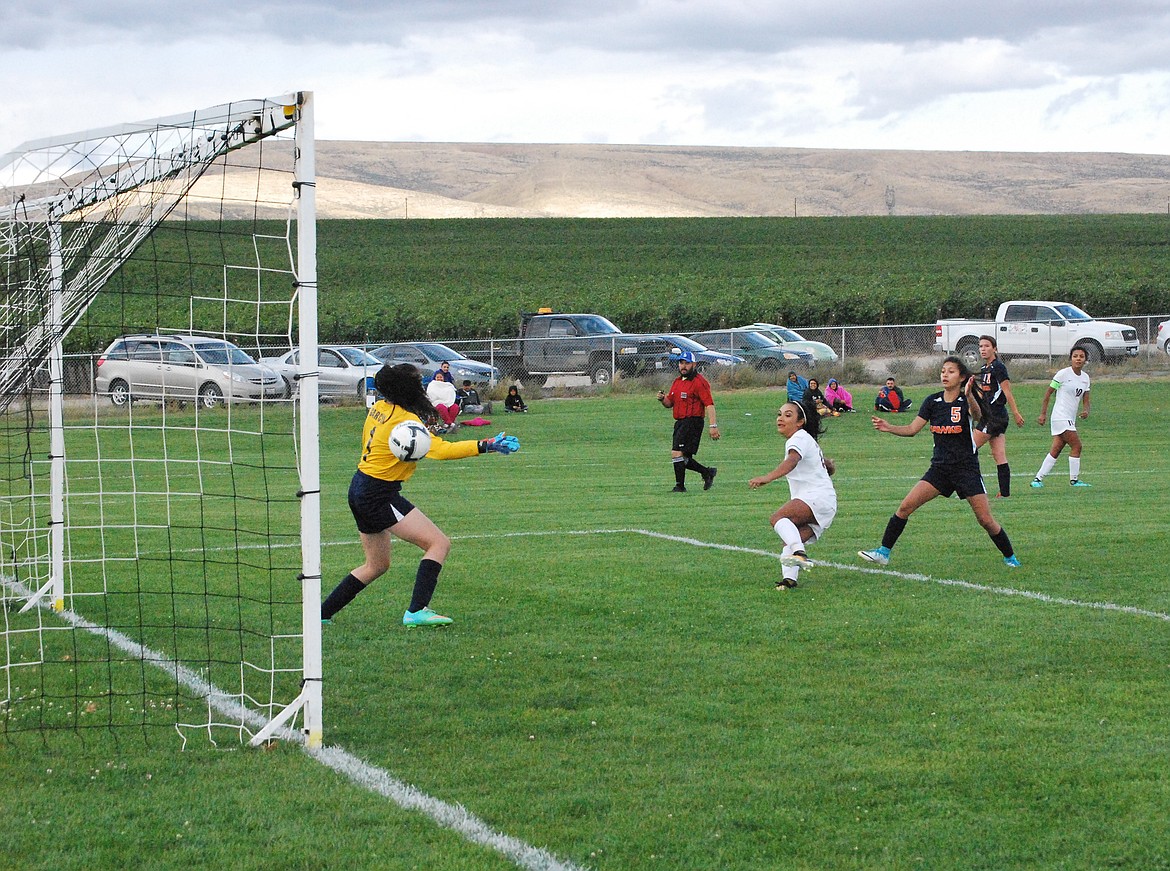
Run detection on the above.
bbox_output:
[357,400,479,481]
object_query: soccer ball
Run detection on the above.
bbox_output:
[388,420,432,462]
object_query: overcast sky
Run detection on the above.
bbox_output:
[2,1,1169,155]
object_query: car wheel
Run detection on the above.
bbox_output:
[281,376,294,399]
[1073,342,1102,364]
[198,383,224,409]
[956,340,981,370]
[1163,338,1170,356]
[757,358,782,372]
[590,363,613,385]
[108,378,130,406]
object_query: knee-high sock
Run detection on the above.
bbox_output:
[781,543,801,583]
[997,463,1011,497]
[989,526,1014,558]
[773,517,803,550]
[408,558,443,613]
[685,456,710,476]
[1035,454,1057,480]
[881,514,908,551]
[322,573,366,620]
[1069,456,1081,481]
[672,456,686,485]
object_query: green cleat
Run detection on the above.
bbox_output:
[1070,479,1092,487]
[1030,479,1044,489]
[403,607,453,627]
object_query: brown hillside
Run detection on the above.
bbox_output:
[310,142,1170,219]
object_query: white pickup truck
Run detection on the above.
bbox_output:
[934,300,1139,367]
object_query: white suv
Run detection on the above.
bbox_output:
[94,335,284,408]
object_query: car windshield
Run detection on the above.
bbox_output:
[768,326,804,342]
[738,331,777,349]
[192,342,256,365]
[661,335,707,351]
[417,343,470,362]
[572,315,621,335]
[334,347,382,365]
[1054,304,1092,322]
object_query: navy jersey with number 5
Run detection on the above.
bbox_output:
[917,390,979,468]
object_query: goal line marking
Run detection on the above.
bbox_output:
[0,572,586,871]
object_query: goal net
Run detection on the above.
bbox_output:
[0,93,322,748]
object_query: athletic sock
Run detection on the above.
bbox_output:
[997,463,1011,497]
[322,573,367,620]
[773,517,803,550]
[881,514,908,551]
[989,526,1014,559]
[1036,454,1057,481]
[781,544,800,583]
[408,558,443,613]
[672,456,687,486]
[1069,456,1081,482]
[685,457,710,477]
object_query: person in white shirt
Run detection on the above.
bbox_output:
[425,370,460,432]
[1031,347,1092,488]
[749,400,838,589]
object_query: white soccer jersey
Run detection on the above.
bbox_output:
[1050,366,1090,422]
[784,428,838,531]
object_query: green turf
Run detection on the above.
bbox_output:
[3,375,1169,870]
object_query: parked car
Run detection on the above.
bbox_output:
[741,323,839,362]
[1157,319,1170,355]
[95,334,284,408]
[259,345,383,399]
[648,334,744,370]
[370,342,500,387]
[690,329,814,370]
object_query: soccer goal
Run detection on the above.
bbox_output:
[0,92,322,748]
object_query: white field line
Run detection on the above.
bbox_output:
[161,526,1170,624]
[0,573,586,871]
[452,528,1170,624]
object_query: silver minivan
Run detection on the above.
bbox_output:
[94,334,284,408]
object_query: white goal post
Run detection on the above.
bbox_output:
[0,92,322,747]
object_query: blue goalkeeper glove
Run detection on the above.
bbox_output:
[480,431,520,454]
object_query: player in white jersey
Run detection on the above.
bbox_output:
[1031,347,1092,488]
[749,400,838,589]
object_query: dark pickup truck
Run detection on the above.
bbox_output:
[465,311,672,384]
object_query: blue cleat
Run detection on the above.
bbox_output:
[858,546,891,566]
[1004,555,1022,568]
[1070,479,1092,487]
[1030,479,1044,489]
[403,607,453,627]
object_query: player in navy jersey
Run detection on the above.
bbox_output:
[858,356,1020,568]
[972,335,1025,497]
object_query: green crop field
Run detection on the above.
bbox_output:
[72,215,1170,353]
[4,374,1168,870]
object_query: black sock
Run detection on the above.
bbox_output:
[408,558,443,613]
[685,457,710,476]
[881,515,908,550]
[673,458,686,486]
[322,573,366,620]
[990,527,1014,558]
[997,463,1011,497]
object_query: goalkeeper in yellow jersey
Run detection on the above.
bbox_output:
[321,364,519,627]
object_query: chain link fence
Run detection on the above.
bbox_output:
[45,314,1170,399]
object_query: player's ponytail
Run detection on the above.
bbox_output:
[374,364,438,419]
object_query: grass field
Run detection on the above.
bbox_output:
[3,374,1169,870]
